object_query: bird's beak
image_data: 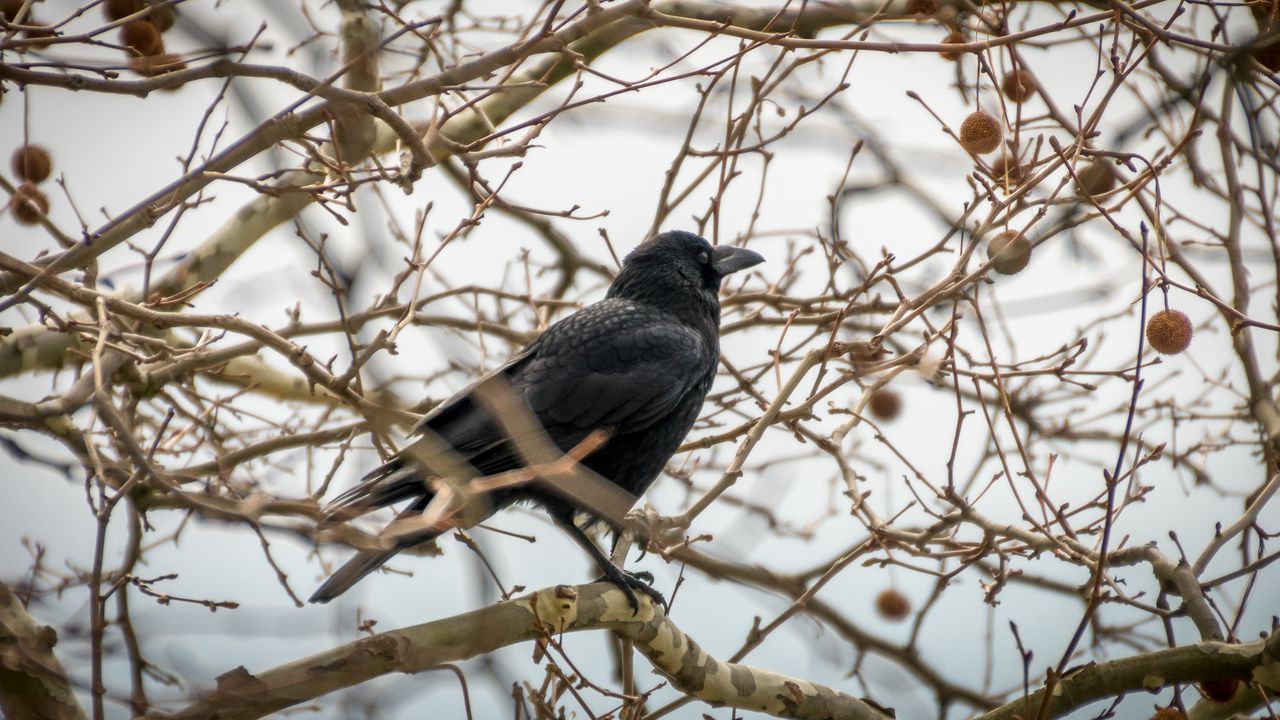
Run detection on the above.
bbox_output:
[712,245,765,276]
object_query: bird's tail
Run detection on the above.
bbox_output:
[310,460,437,604]
[309,492,440,604]
[310,455,507,603]
[308,546,404,604]
[318,460,425,526]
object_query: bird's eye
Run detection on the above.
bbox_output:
[698,251,710,264]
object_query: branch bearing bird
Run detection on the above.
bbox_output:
[309,230,764,608]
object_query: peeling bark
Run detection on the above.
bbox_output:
[978,630,1280,720]
[152,583,892,720]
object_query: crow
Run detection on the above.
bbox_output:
[308,230,764,607]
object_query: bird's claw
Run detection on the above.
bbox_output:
[596,566,666,615]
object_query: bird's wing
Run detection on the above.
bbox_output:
[518,301,711,434]
[320,346,541,519]
[413,344,539,436]
[323,302,710,514]
[423,301,710,451]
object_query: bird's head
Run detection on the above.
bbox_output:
[606,231,764,318]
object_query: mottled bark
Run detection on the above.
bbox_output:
[154,583,892,720]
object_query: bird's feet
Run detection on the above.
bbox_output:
[596,563,666,615]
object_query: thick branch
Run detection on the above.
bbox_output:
[0,583,88,720]
[978,629,1280,720]
[151,583,892,720]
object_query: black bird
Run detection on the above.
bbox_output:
[308,230,764,606]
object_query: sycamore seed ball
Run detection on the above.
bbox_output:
[147,4,177,32]
[22,19,55,47]
[2,0,50,40]
[1,0,24,22]
[1259,42,1280,72]
[1151,708,1186,720]
[1078,160,1117,196]
[121,20,164,56]
[990,154,1023,187]
[104,0,144,21]
[1001,70,1037,103]
[906,0,938,16]
[1145,309,1192,355]
[940,29,967,61]
[959,111,1003,155]
[11,145,52,183]
[9,183,49,225]
[105,1,176,32]
[1198,678,1239,703]
[130,53,187,78]
[876,589,911,621]
[868,389,902,421]
[986,231,1031,275]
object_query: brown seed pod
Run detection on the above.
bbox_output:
[1198,678,1239,703]
[1150,707,1186,720]
[129,52,187,78]
[9,183,49,225]
[11,144,52,183]
[1001,69,1037,103]
[959,111,1003,155]
[1145,309,1193,355]
[1259,41,1280,72]
[989,154,1023,187]
[986,231,1032,274]
[940,29,967,61]
[1,0,24,22]
[906,0,938,16]
[17,16,56,47]
[875,589,911,621]
[868,389,902,421]
[145,3,176,32]
[121,20,164,56]
[1077,160,1117,196]
[104,0,144,21]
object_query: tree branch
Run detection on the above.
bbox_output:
[977,629,1280,720]
[0,583,88,720]
[151,583,892,720]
